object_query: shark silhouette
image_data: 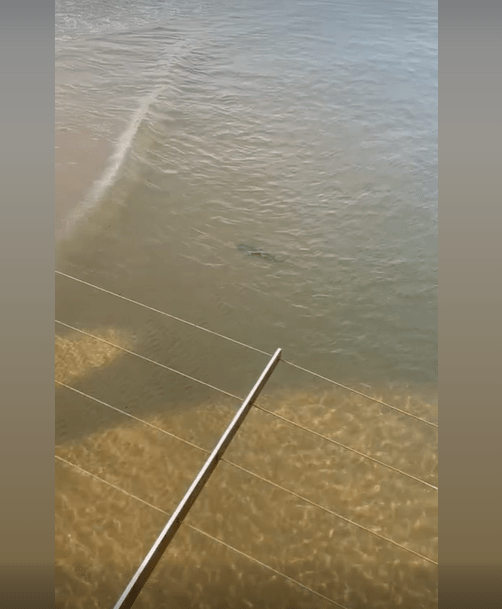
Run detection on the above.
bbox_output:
[236,243,287,263]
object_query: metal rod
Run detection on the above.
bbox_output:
[112,348,282,609]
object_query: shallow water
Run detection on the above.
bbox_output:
[55,0,437,606]
[56,339,437,608]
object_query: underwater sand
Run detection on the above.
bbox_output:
[55,331,437,608]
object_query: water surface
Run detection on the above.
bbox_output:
[55,1,438,607]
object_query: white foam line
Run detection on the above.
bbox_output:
[63,85,164,236]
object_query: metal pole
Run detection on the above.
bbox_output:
[112,348,282,609]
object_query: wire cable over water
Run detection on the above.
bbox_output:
[56,380,437,565]
[55,270,437,429]
[252,404,437,491]
[55,324,437,491]
[55,319,240,401]
[55,454,351,609]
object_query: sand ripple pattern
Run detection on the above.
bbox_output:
[56,387,437,609]
[55,328,136,384]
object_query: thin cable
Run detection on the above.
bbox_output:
[55,270,270,356]
[186,520,351,609]
[55,319,241,401]
[253,405,437,491]
[281,360,437,429]
[56,355,436,491]
[55,455,351,609]
[225,460,437,566]
[55,270,437,428]
[55,380,210,456]
[56,454,167,515]
[56,382,437,564]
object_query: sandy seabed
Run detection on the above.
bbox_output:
[55,328,437,609]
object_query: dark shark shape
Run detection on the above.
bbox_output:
[236,243,287,263]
